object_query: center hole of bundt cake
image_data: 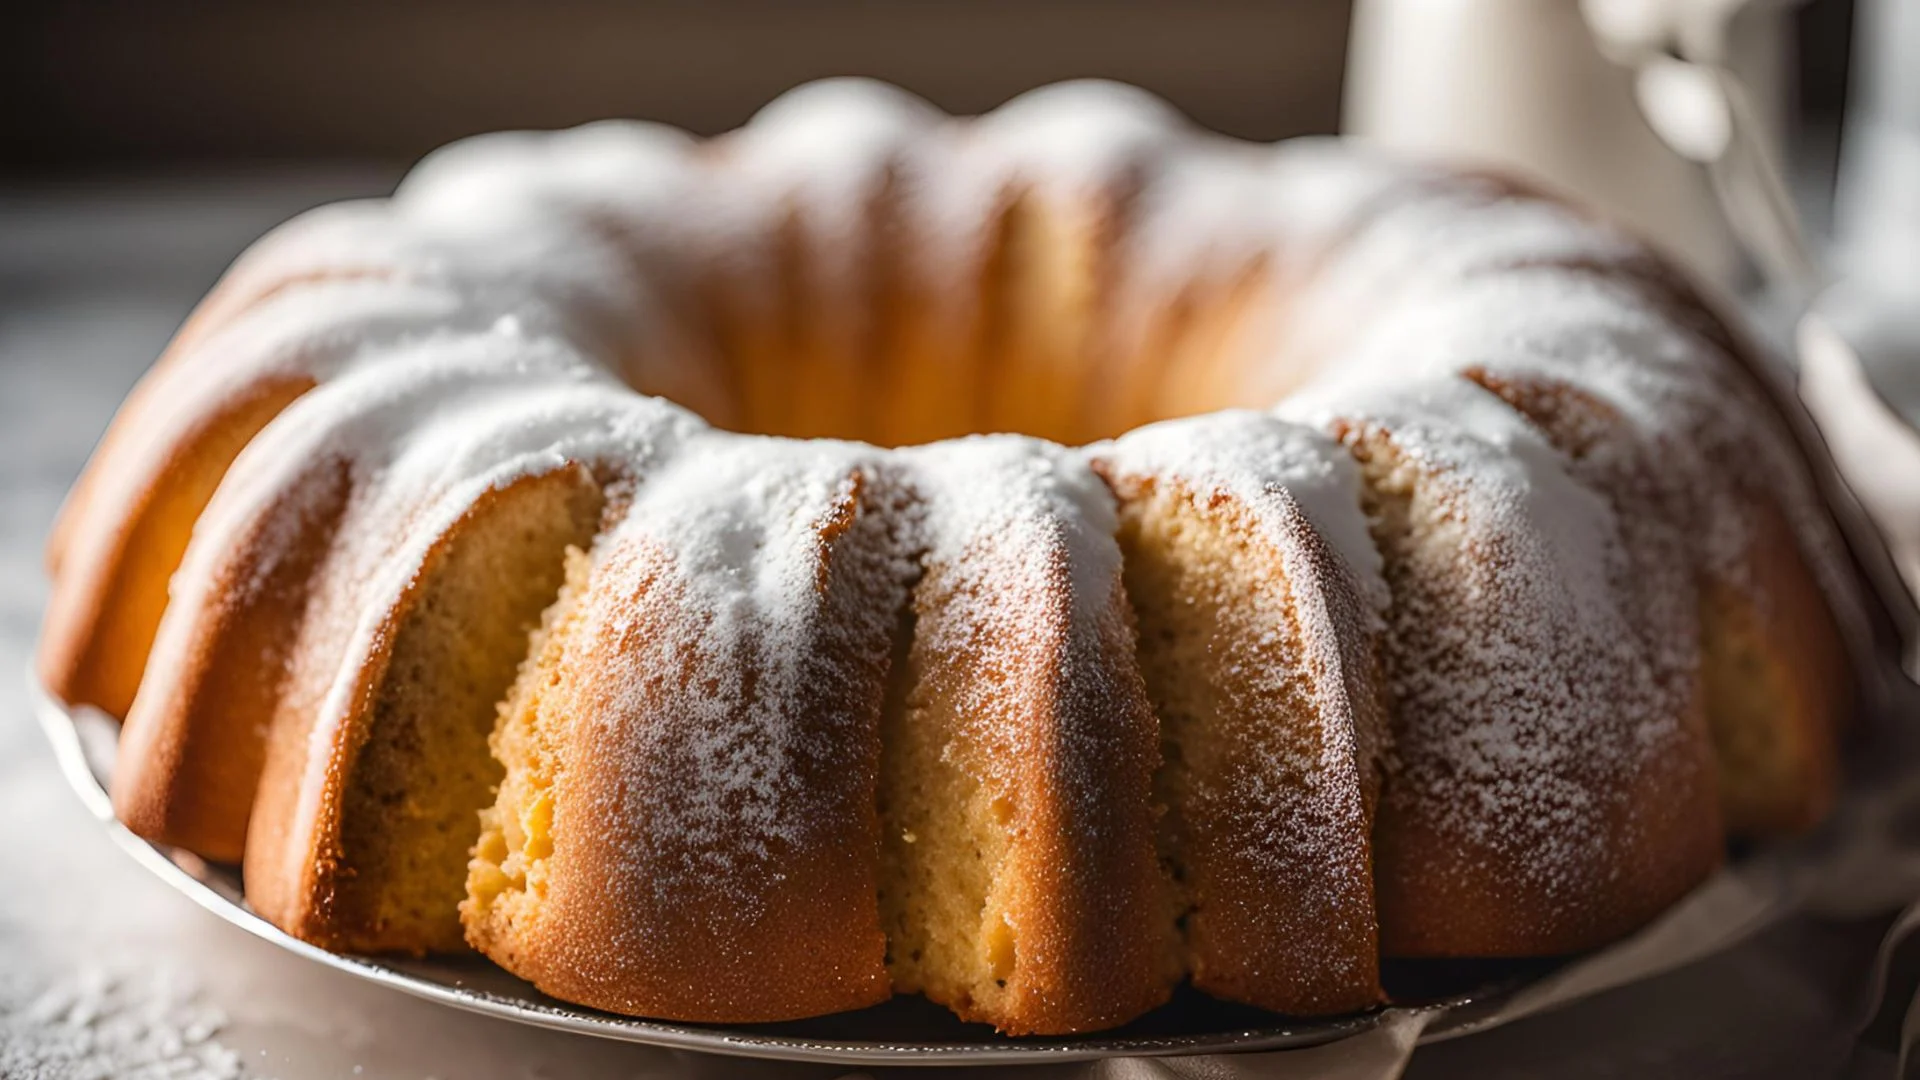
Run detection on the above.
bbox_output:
[649,240,1287,447]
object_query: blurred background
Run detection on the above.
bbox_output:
[0,0,1872,306]
[0,0,1855,172]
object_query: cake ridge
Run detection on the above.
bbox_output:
[1093,409,1390,1013]
[881,434,1174,1033]
[1282,372,1722,954]
[111,337,691,874]
[465,432,910,1020]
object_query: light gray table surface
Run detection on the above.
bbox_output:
[0,174,1904,1079]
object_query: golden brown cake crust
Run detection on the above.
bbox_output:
[39,372,316,722]
[465,449,908,1022]
[1703,502,1852,835]
[1094,412,1390,1016]
[243,468,604,952]
[880,438,1177,1034]
[1119,479,1386,1012]
[1303,375,1725,958]
[109,454,350,863]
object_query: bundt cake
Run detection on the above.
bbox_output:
[41,78,1868,1035]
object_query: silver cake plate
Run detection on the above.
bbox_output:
[30,674,1544,1066]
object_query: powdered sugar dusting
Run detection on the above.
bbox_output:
[889,432,1169,1021]
[904,433,1122,633]
[1094,410,1390,1004]
[1282,374,1705,927]
[724,80,945,392]
[1273,167,1860,644]
[1091,406,1392,814]
[564,434,907,904]
[1093,409,1387,615]
[898,433,1146,803]
[977,80,1185,184]
[140,329,702,872]
[0,962,241,1080]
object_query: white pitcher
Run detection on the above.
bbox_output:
[1342,0,1789,288]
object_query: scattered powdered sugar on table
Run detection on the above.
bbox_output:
[0,958,243,1080]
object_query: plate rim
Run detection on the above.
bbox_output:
[28,669,1532,1066]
